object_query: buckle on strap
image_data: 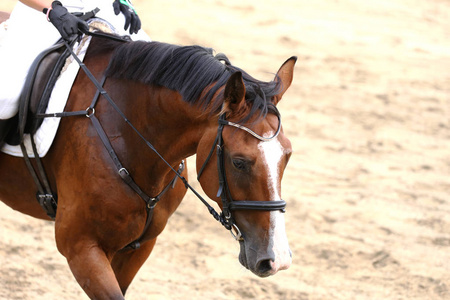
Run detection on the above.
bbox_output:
[230,223,243,241]
[37,193,58,219]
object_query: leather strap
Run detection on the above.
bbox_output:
[228,200,286,212]
[35,33,287,244]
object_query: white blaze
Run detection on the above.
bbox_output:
[257,134,283,200]
[258,134,291,271]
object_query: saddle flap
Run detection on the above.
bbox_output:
[4,42,68,146]
[25,42,69,134]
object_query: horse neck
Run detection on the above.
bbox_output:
[151,87,209,156]
[111,81,209,177]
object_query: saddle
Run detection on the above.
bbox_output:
[0,9,99,147]
[0,41,69,146]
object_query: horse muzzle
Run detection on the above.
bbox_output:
[238,237,292,278]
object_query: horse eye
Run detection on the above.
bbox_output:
[232,158,248,171]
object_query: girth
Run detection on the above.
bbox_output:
[10,38,78,219]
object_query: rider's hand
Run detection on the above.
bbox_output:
[112,0,141,34]
[46,1,89,40]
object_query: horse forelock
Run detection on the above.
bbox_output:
[101,37,282,122]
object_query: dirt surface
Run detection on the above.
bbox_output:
[1,0,449,299]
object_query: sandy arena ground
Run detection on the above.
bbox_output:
[0,0,449,299]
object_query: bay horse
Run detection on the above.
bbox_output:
[0,24,296,299]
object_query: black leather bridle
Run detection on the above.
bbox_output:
[42,34,287,245]
[197,106,287,240]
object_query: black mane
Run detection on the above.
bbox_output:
[104,39,281,120]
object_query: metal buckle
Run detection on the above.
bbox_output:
[37,194,57,219]
[118,167,129,176]
[85,107,95,117]
[147,197,158,209]
[230,223,243,241]
[223,209,232,220]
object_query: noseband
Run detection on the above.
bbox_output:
[198,106,287,240]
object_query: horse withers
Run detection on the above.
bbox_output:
[0,28,296,299]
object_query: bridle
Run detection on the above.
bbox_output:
[197,106,287,240]
[35,33,287,247]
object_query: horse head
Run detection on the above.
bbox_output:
[196,56,296,277]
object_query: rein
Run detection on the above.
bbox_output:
[36,31,286,248]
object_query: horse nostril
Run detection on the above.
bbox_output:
[256,259,274,277]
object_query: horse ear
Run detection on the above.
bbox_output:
[272,56,297,105]
[223,71,246,114]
